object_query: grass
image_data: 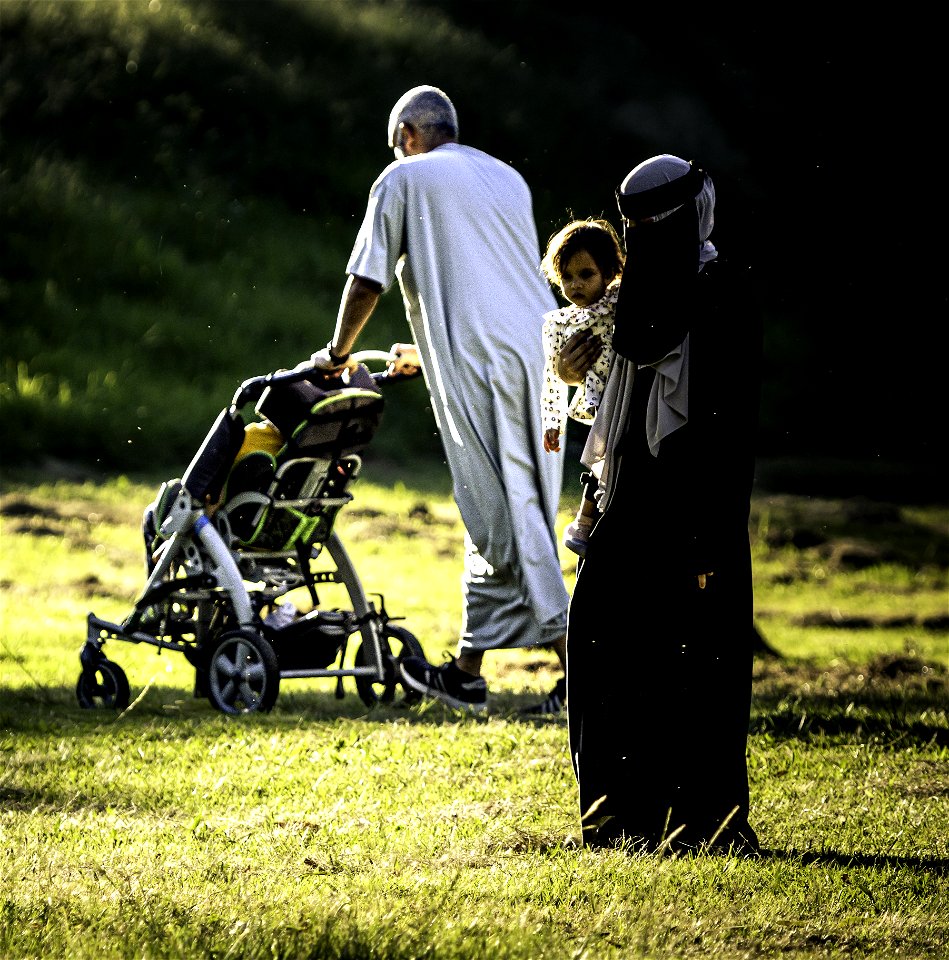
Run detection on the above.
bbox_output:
[1,463,947,959]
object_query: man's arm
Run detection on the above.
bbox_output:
[330,274,383,356]
[311,274,383,370]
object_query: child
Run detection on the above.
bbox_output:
[540,218,624,557]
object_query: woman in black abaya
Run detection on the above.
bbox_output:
[564,154,762,854]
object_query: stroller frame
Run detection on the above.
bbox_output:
[78,351,425,715]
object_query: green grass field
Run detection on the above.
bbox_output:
[1,466,946,959]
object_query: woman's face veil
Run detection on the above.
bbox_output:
[611,155,716,360]
[617,158,707,301]
[616,154,712,246]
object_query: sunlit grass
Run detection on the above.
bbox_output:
[1,474,948,959]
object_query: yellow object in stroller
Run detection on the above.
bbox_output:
[79,351,426,715]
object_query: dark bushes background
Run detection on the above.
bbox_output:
[0,1,941,498]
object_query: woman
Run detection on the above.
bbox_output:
[563,154,763,855]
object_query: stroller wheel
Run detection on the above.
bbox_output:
[76,659,131,710]
[354,624,425,707]
[207,629,280,715]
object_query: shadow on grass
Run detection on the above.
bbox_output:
[7,659,946,729]
[759,847,949,876]
[0,680,466,728]
[750,710,949,747]
[5,642,946,747]
[751,653,949,747]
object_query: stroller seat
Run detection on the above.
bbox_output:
[221,365,383,553]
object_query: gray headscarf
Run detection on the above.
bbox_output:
[582,155,716,513]
[619,154,717,266]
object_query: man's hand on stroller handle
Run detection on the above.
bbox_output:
[231,353,354,407]
[308,344,359,374]
[310,343,421,381]
[387,343,420,378]
[230,346,421,408]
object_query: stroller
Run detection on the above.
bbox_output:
[78,351,426,716]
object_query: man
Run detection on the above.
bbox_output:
[311,85,569,714]
[562,155,762,854]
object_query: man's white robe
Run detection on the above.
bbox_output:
[347,142,568,650]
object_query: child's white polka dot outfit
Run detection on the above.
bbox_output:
[540,282,619,435]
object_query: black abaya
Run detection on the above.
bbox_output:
[566,255,762,853]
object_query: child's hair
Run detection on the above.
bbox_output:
[541,218,625,287]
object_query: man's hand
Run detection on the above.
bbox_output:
[388,342,421,377]
[309,347,358,374]
[557,329,601,385]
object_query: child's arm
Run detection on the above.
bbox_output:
[541,318,569,448]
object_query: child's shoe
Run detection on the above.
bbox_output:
[563,517,593,558]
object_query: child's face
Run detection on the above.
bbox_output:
[559,250,607,308]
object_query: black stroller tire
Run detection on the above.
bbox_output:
[207,629,280,715]
[76,659,131,710]
[354,624,425,707]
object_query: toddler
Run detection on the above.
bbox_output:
[540,218,624,557]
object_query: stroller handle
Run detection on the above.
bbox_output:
[351,349,422,385]
[231,349,419,409]
[351,349,396,364]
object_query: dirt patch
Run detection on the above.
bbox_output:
[342,501,460,559]
[0,496,60,521]
[751,494,949,568]
[789,610,943,630]
[754,649,947,699]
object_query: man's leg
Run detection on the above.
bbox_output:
[550,632,567,670]
[460,631,563,676]
[402,532,567,712]
[456,650,484,676]
[521,631,567,715]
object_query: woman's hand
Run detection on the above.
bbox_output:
[543,428,561,453]
[557,329,601,385]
